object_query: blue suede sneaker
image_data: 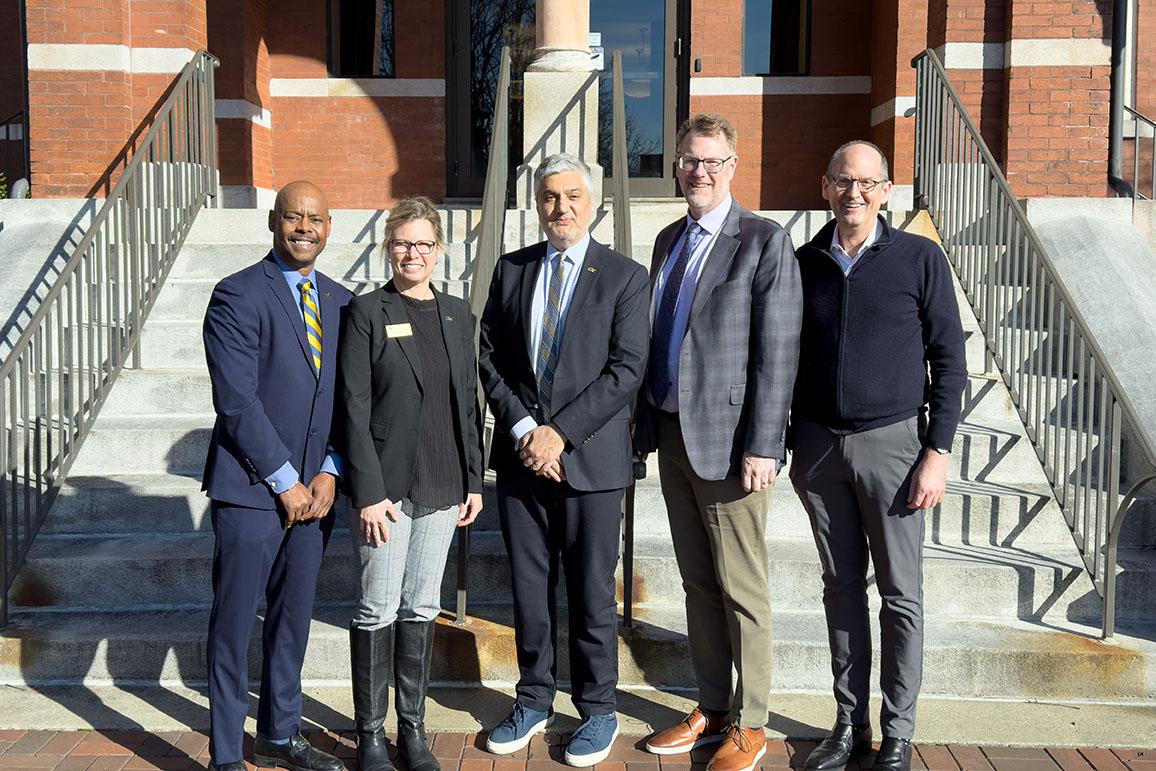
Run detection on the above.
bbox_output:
[564,713,619,767]
[486,702,555,755]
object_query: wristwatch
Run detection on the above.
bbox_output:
[929,446,951,455]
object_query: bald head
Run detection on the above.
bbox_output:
[269,180,332,272]
[826,140,889,180]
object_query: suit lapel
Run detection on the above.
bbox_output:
[262,253,315,376]
[556,240,603,364]
[433,290,462,397]
[520,245,546,356]
[651,221,686,280]
[687,203,741,326]
[381,284,424,391]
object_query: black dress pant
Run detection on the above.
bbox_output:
[496,461,623,717]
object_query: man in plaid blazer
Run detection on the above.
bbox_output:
[635,113,803,771]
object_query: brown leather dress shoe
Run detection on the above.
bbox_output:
[644,706,729,755]
[706,725,767,771]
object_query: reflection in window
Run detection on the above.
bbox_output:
[329,0,395,77]
[743,0,809,75]
[469,0,536,180]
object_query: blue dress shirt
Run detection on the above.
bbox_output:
[511,233,591,443]
[264,251,342,493]
[650,195,732,412]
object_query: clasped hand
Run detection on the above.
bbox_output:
[518,424,567,483]
[278,472,337,528]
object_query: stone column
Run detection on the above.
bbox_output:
[516,0,602,206]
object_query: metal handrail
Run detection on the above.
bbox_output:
[0,50,218,625]
[1123,106,1155,200]
[912,48,1156,639]
[609,50,639,628]
[456,46,511,624]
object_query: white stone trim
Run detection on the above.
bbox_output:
[215,99,272,129]
[690,76,872,96]
[870,96,917,126]
[935,42,1005,70]
[27,43,130,71]
[1004,38,1111,68]
[130,47,196,73]
[26,44,195,73]
[268,78,446,98]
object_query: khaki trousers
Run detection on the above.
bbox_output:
[657,412,772,728]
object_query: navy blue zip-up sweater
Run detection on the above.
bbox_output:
[791,215,967,452]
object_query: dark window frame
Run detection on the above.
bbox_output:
[742,0,812,76]
[327,0,397,78]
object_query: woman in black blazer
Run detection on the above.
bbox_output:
[338,195,484,771]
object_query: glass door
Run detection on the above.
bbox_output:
[592,0,680,197]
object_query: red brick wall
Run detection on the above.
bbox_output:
[869,0,927,186]
[1002,0,1112,197]
[690,0,872,208]
[209,0,272,189]
[0,0,26,181]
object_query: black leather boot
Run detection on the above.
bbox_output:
[395,620,440,771]
[874,737,913,771]
[350,625,396,771]
[804,721,872,770]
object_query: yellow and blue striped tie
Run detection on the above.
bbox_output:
[300,279,322,374]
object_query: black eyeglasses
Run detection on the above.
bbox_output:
[388,239,437,255]
[676,155,734,173]
[827,176,887,193]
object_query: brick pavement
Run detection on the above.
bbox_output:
[0,730,1151,771]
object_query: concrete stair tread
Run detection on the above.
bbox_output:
[6,602,1155,665]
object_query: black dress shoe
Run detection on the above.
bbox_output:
[211,763,247,771]
[873,737,913,771]
[804,721,872,770]
[252,732,344,771]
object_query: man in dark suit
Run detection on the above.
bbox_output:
[636,114,802,771]
[478,153,650,767]
[202,181,352,771]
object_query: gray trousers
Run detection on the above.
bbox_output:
[657,412,773,728]
[350,499,458,630]
[788,417,926,740]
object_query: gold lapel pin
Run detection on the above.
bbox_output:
[587,266,597,273]
[324,291,332,299]
[445,315,453,321]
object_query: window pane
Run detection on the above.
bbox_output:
[330,0,395,77]
[743,0,808,75]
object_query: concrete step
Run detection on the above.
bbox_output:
[3,604,1153,703]
[11,528,1153,627]
[187,207,483,246]
[44,465,1077,549]
[166,243,477,284]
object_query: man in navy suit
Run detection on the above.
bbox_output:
[202,181,353,771]
[478,154,650,767]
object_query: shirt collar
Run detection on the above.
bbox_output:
[830,218,882,259]
[545,232,591,266]
[686,193,733,236]
[272,249,318,290]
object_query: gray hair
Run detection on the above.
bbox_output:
[827,140,890,180]
[533,153,594,198]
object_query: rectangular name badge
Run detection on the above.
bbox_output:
[386,323,413,338]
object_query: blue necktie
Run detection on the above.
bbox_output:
[649,223,704,407]
[535,253,566,416]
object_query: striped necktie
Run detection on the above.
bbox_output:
[299,278,322,375]
[535,253,566,416]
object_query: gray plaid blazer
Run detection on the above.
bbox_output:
[634,200,803,480]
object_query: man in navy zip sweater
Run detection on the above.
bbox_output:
[789,141,966,771]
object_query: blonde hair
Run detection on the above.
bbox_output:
[383,195,445,248]
[676,113,738,154]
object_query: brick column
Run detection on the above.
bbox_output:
[25,0,207,198]
[1002,1,1112,196]
[209,0,273,207]
[927,0,1006,161]
[869,0,928,209]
